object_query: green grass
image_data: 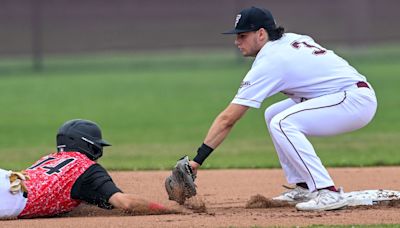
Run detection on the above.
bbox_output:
[0,47,399,170]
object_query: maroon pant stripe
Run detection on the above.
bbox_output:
[278,91,347,190]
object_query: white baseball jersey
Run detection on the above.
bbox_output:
[232,33,367,108]
[230,32,377,192]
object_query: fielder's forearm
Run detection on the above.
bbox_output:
[193,104,249,166]
[203,114,236,148]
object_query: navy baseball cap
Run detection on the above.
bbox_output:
[222,7,277,34]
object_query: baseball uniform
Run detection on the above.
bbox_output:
[232,33,377,191]
[0,151,121,219]
[0,169,28,218]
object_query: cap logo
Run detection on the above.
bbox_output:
[235,14,241,28]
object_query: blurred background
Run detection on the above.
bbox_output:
[1,0,399,170]
[2,0,400,67]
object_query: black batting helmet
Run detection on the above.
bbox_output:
[56,119,111,160]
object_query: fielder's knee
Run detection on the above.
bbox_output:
[264,106,276,126]
[268,115,283,135]
[269,114,299,136]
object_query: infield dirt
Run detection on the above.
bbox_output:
[2,167,400,227]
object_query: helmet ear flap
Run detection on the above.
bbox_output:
[84,142,103,160]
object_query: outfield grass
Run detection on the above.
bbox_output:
[0,47,399,170]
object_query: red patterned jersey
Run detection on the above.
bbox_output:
[18,152,95,218]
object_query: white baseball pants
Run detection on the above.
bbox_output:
[264,86,377,192]
[0,169,27,219]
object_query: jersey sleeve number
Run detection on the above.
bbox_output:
[291,41,326,55]
[28,157,76,175]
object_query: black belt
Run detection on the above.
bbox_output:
[356,81,370,89]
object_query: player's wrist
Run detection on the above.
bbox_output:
[148,202,166,211]
[193,143,214,165]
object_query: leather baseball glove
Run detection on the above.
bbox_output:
[165,156,197,204]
